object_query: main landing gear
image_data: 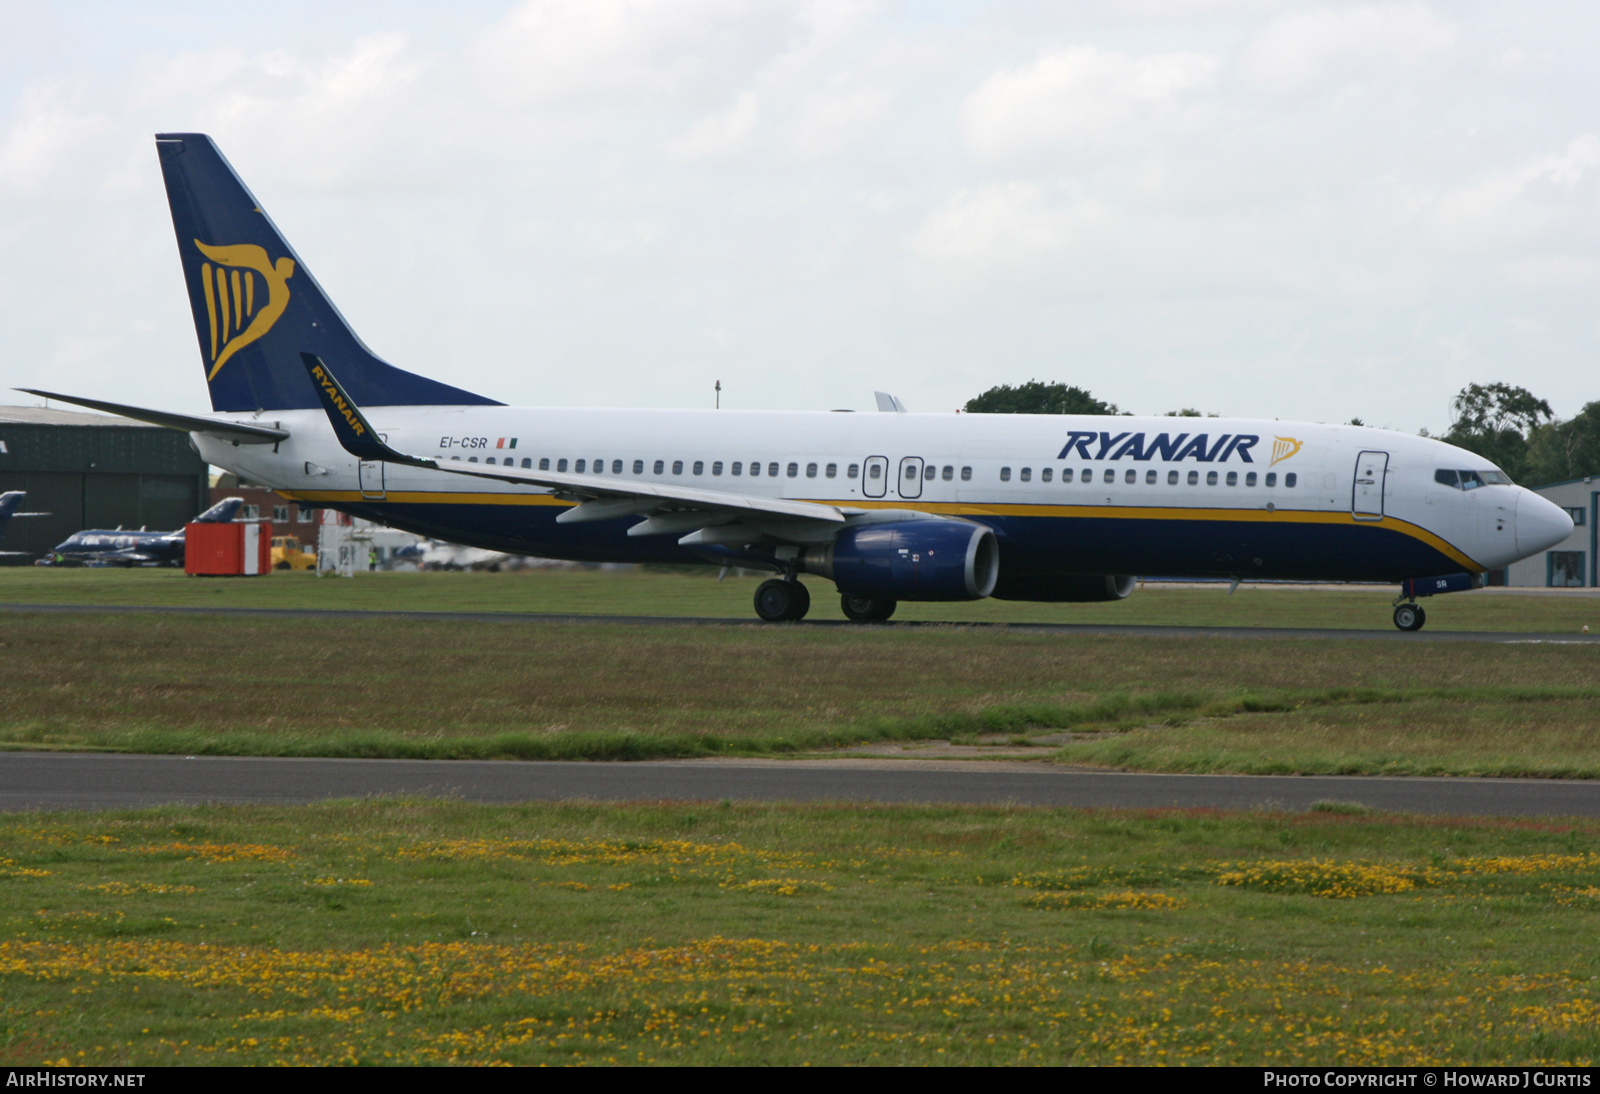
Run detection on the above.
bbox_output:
[840,594,897,622]
[754,578,810,622]
[1392,602,1426,632]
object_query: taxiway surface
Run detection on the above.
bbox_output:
[3,753,1598,816]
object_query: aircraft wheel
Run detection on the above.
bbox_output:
[1393,603,1426,632]
[754,579,810,622]
[840,594,897,622]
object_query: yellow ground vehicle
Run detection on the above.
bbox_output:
[270,535,317,571]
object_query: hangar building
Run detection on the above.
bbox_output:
[0,405,210,565]
[1506,477,1597,588]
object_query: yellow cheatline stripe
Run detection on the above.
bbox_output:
[285,489,1483,572]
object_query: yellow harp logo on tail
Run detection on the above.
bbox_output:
[194,240,296,380]
[1269,436,1303,467]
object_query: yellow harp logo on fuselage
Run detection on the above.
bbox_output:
[1269,436,1303,467]
[195,240,296,380]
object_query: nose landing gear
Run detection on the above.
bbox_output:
[1392,602,1426,632]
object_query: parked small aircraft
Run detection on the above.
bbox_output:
[39,497,243,567]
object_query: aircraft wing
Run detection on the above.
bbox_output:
[15,389,289,445]
[302,354,850,540]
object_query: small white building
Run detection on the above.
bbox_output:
[1505,476,1595,587]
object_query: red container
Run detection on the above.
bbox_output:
[184,521,269,576]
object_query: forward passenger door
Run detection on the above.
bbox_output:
[1352,451,1388,520]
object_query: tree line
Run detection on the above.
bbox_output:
[962,380,1600,487]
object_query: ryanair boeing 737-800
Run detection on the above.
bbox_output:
[22,134,1575,629]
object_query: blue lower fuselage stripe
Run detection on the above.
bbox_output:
[326,500,1462,583]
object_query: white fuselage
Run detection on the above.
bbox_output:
[194,407,1574,581]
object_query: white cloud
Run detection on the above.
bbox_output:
[1242,4,1459,90]
[1433,135,1600,238]
[911,183,1091,266]
[672,92,759,158]
[959,45,1217,158]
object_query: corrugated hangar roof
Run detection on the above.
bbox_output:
[0,405,152,427]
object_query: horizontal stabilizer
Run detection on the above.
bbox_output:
[15,389,289,444]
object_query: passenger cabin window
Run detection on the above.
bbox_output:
[485,457,496,465]
[787,463,798,478]
[1207,471,1218,485]
[1081,468,1091,482]
[732,462,743,475]
[1124,469,1135,484]
[923,464,935,481]
[469,457,479,463]
[1285,473,1297,487]
[1265,472,1276,487]
[748,461,760,476]
[557,459,568,472]
[848,463,860,479]
[1000,467,1012,482]
[1020,467,1031,482]
[1246,471,1256,486]
[1103,469,1114,484]
[612,460,623,474]
[1167,470,1178,485]
[653,460,664,474]
[693,461,704,475]
[633,459,644,474]
[712,461,723,476]
[672,460,684,475]
[1187,470,1198,485]
[942,465,953,481]
[807,463,818,478]
[868,464,881,480]
[540,458,550,470]
[574,459,585,472]
[1226,471,1238,486]
[826,464,837,478]
[769,463,780,477]
[523,458,533,469]
[960,466,972,481]
[1145,470,1156,485]
[1062,468,1074,483]
[1041,468,1053,483]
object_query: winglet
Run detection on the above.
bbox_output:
[301,353,431,468]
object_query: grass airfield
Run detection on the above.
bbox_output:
[2,567,1599,1065]
[3,799,1599,1066]
[1,568,1597,776]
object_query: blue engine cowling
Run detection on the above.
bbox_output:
[801,519,999,601]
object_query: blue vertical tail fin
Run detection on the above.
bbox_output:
[155,133,501,413]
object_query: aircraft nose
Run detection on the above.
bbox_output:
[1515,490,1574,557]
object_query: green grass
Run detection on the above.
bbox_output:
[2,565,1598,631]
[2,611,1599,776]
[2,800,1598,1066]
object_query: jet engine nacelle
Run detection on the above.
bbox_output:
[991,573,1136,602]
[801,519,999,601]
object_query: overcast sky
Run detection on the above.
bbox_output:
[3,1,1598,431]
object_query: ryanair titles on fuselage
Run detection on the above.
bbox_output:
[1058,430,1264,463]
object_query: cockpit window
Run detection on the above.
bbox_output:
[1437,468,1512,490]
